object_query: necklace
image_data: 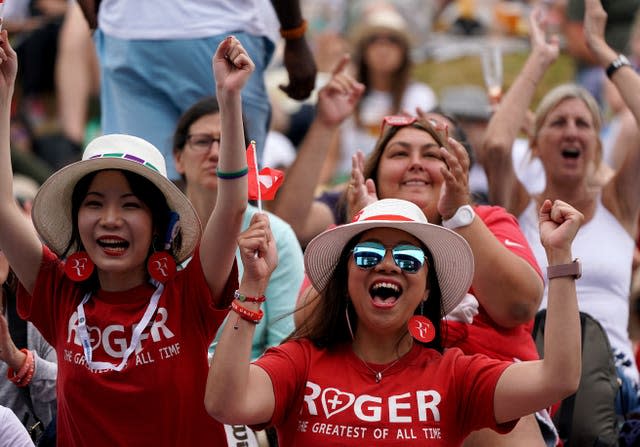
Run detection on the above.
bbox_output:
[359,356,402,383]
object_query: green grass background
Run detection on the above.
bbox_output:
[413,51,576,108]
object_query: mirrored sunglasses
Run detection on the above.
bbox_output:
[352,241,425,274]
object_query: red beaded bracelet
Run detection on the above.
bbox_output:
[231,300,264,324]
[7,348,35,387]
[234,290,266,303]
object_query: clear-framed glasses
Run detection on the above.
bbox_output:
[352,241,425,274]
[186,133,221,153]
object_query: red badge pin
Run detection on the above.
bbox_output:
[147,251,177,283]
[408,315,435,343]
[64,252,95,282]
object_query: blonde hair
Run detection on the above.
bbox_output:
[532,83,603,165]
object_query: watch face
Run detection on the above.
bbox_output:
[460,207,474,222]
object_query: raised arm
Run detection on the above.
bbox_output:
[206,213,278,424]
[438,136,544,327]
[270,54,364,246]
[200,37,253,302]
[0,32,43,294]
[480,7,559,215]
[76,0,101,30]
[270,0,317,100]
[584,0,640,228]
[493,199,583,424]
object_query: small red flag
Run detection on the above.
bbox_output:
[247,143,284,200]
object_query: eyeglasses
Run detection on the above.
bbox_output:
[186,133,221,153]
[352,241,425,274]
[379,115,417,136]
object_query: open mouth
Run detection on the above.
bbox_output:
[561,148,580,159]
[369,281,402,308]
[97,237,129,256]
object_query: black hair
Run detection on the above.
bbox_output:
[172,96,250,182]
[292,233,445,353]
[63,169,174,290]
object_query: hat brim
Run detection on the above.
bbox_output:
[32,157,201,263]
[304,220,474,315]
[351,25,412,47]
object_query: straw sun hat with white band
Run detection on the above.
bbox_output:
[31,134,201,263]
[304,199,474,315]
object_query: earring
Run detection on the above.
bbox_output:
[64,252,95,282]
[408,300,435,343]
[345,301,355,341]
[147,212,180,283]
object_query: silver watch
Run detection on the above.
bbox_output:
[442,205,475,230]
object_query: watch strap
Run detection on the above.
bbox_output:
[606,54,631,79]
[442,205,475,230]
[547,259,581,280]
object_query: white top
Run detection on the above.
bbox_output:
[519,197,638,382]
[470,138,545,198]
[337,82,437,180]
[0,406,34,447]
[98,0,274,40]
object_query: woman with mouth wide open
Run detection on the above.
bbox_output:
[206,197,584,446]
[481,0,640,412]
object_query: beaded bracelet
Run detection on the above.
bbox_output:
[216,167,249,180]
[279,19,308,40]
[234,290,266,303]
[231,300,264,325]
[7,349,35,387]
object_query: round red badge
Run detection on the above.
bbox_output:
[147,252,177,283]
[408,315,435,343]
[64,252,95,282]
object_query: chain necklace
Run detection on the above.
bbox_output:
[346,304,403,382]
[359,356,402,383]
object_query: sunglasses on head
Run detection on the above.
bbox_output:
[379,115,417,136]
[352,241,425,274]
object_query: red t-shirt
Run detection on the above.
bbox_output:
[443,205,543,361]
[299,206,543,362]
[17,245,238,446]
[254,339,516,446]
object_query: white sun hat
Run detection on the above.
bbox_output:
[31,134,201,263]
[304,199,474,315]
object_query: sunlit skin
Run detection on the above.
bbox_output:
[532,97,599,186]
[175,113,222,192]
[77,170,153,292]
[364,34,405,78]
[376,127,448,223]
[347,227,429,345]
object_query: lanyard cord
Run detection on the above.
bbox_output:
[76,281,163,372]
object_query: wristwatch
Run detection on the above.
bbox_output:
[606,54,631,79]
[547,259,582,280]
[442,205,475,230]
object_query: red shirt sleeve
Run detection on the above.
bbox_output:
[474,205,543,279]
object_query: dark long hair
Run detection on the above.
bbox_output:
[353,33,412,129]
[292,233,445,353]
[63,169,173,290]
